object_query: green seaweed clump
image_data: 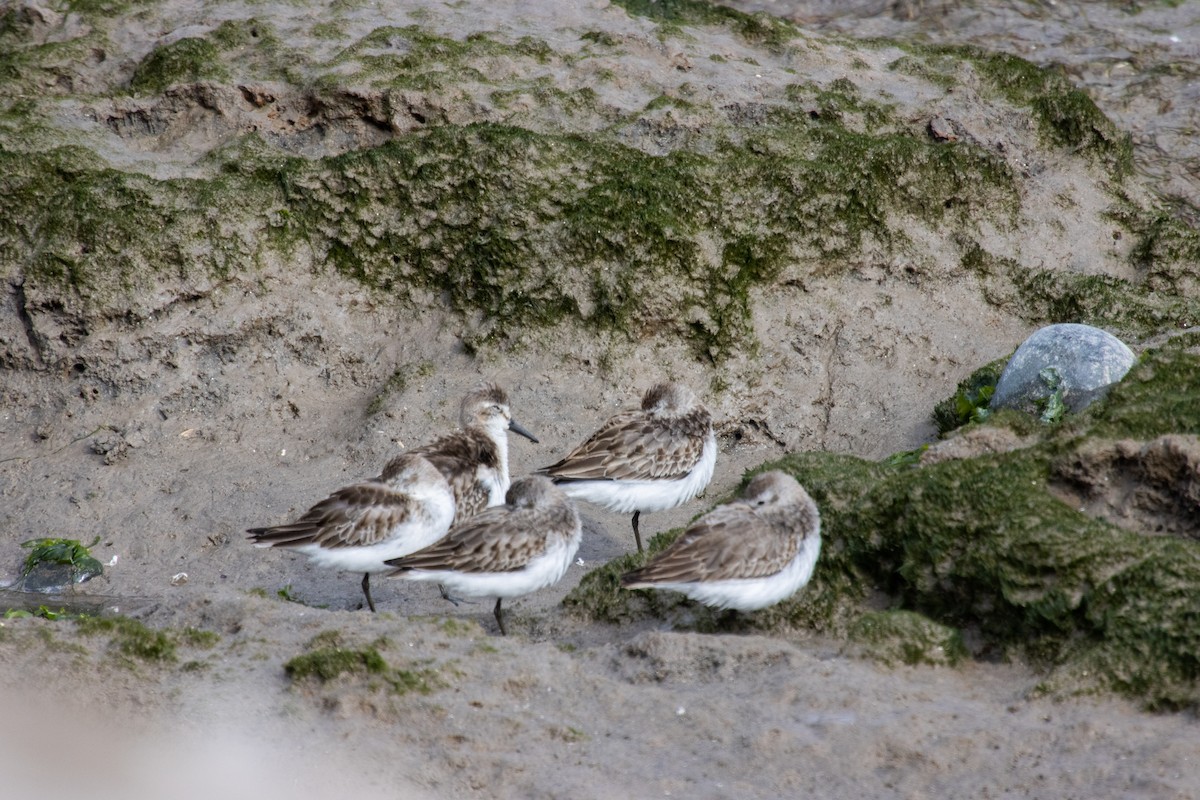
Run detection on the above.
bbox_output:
[931,357,1006,435]
[20,535,103,578]
[567,336,1200,709]
[18,535,103,589]
[1034,367,1066,424]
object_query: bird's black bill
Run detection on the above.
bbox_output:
[509,419,539,443]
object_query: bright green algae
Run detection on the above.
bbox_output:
[566,337,1200,709]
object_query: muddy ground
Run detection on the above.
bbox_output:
[1,1,1198,797]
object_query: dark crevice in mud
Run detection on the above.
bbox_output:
[1050,435,1200,542]
[98,84,401,159]
[11,276,46,368]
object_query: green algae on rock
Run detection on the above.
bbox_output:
[18,535,104,590]
[567,336,1200,709]
[1084,332,1200,440]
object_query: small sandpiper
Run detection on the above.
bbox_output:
[247,453,456,612]
[411,382,539,524]
[385,476,581,635]
[537,382,715,552]
[620,470,821,612]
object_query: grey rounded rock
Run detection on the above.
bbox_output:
[992,323,1136,416]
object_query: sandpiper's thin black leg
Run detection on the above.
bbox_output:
[361,573,377,613]
[632,511,643,553]
[494,597,506,636]
[439,583,461,606]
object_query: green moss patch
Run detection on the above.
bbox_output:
[65,1,154,15]
[321,25,557,91]
[285,632,444,695]
[612,0,800,49]
[568,337,1200,708]
[286,643,387,681]
[268,117,1013,359]
[1113,202,1200,295]
[0,143,277,309]
[2,16,1174,366]
[3,99,1019,361]
[1084,333,1200,440]
[75,616,178,663]
[0,6,112,100]
[129,19,291,94]
[892,44,1132,174]
[848,610,967,667]
[0,97,1018,358]
[63,616,222,668]
[130,37,227,94]
[961,242,1200,340]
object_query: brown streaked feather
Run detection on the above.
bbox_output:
[247,484,422,550]
[621,504,801,583]
[411,428,500,522]
[540,407,711,482]
[411,428,500,472]
[467,382,509,413]
[621,473,820,585]
[388,503,577,574]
